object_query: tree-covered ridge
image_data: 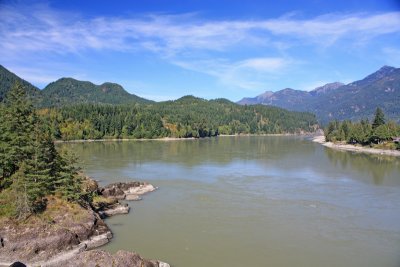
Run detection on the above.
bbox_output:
[40,77,153,107]
[0,65,318,140]
[0,65,152,107]
[324,108,400,150]
[0,65,41,102]
[0,83,85,220]
[38,96,318,140]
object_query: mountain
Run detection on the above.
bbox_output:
[0,65,41,102]
[0,65,152,106]
[310,82,344,96]
[238,91,274,105]
[237,66,400,124]
[40,78,152,107]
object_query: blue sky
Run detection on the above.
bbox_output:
[1,0,400,101]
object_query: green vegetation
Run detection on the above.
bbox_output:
[37,96,318,140]
[40,78,152,107]
[0,65,150,107]
[0,65,317,140]
[0,65,40,102]
[325,108,400,149]
[0,83,85,220]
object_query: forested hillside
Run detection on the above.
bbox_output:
[0,65,151,107]
[39,96,318,140]
[41,78,152,107]
[0,65,41,102]
[0,66,318,140]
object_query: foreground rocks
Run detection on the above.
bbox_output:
[0,179,166,267]
[58,250,170,267]
[0,197,112,266]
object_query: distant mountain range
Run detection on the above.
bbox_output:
[0,65,152,106]
[1,64,399,124]
[238,66,400,123]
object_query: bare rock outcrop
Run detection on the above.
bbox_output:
[100,181,156,200]
[57,250,170,267]
[0,197,112,266]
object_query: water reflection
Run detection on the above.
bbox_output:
[58,136,400,187]
[58,136,316,168]
[323,146,400,186]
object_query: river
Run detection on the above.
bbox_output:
[60,136,400,267]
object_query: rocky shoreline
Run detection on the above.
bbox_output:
[0,179,168,267]
[312,135,400,157]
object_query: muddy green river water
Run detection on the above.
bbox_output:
[61,136,400,267]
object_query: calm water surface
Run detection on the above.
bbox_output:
[60,136,400,267]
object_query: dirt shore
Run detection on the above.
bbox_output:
[312,136,400,157]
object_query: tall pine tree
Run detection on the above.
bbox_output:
[0,82,35,189]
[372,107,385,129]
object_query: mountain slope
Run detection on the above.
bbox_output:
[237,66,400,123]
[41,78,152,107]
[0,65,41,102]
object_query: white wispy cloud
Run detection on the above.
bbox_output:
[1,4,399,56]
[172,57,293,90]
[1,2,399,91]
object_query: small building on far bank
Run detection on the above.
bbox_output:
[393,137,400,143]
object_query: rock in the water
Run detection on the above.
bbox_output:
[98,203,130,218]
[100,182,156,201]
[125,194,142,201]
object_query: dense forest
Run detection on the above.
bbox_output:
[324,107,400,149]
[0,83,87,220]
[38,96,318,141]
[0,66,318,140]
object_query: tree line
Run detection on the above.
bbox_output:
[324,107,400,149]
[0,83,85,220]
[38,96,318,141]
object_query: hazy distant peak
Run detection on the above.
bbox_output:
[236,65,400,124]
[378,65,396,72]
[311,82,344,95]
[258,90,274,98]
[349,65,398,87]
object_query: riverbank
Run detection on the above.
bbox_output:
[54,137,197,143]
[55,133,315,144]
[312,135,400,157]
[0,179,169,267]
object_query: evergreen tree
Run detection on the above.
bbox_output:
[27,123,58,194]
[372,107,385,129]
[0,82,35,189]
[1,82,86,220]
[54,150,83,203]
[11,162,31,220]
